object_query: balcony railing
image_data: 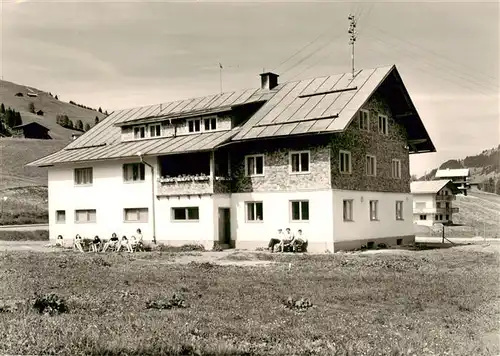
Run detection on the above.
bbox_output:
[157,175,232,196]
[436,195,455,201]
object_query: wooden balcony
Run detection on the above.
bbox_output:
[435,195,455,201]
[157,175,232,196]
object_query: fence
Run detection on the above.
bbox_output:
[414,224,499,239]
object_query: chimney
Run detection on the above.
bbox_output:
[260,72,279,90]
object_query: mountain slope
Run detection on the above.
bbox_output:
[0,79,107,140]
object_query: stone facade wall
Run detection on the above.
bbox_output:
[330,93,411,193]
[230,137,332,193]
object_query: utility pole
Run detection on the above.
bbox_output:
[348,14,357,80]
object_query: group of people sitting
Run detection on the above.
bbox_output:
[267,228,308,253]
[59,229,145,253]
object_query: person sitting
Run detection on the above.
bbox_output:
[292,229,308,252]
[102,233,119,252]
[135,228,144,251]
[55,235,64,247]
[268,229,284,253]
[91,235,101,252]
[74,234,84,253]
[117,235,132,253]
[280,228,295,252]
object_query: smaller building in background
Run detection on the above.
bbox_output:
[434,168,470,196]
[411,180,461,227]
[12,122,51,140]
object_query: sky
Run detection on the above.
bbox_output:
[0,0,498,176]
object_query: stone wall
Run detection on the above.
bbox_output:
[330,92,411,193]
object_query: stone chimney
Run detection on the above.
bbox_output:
[260,72,279,90]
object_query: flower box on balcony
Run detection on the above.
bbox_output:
[158,175,210,184]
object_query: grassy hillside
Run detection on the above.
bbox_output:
[0,79,106,140]
[0,138,68,189]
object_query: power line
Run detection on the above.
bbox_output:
[288,45,334,81]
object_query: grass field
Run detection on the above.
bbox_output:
[0,245,499,355]
[0,186,48,224]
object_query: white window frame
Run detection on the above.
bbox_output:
[123,163,146,182]
[171,207,200,222]
[420,214,427,220]
[339,150,352,174]
[245,201,263,222]
[124,208,149,223]
[187,119,202,133]
[366,155,377,176]
[359,109,370,131]
[378,114,388,135]
[134,125,146,139]
[289,150,310,174]
[245,154,265,177]
[343,199,353,222]
[149,124,162,138]
[396,201,404,220]
[55,210,66,224]
[369,200,378,221]
[203,116,217,131]
[74,167,93,186]
[74,209,97,223]
[290,200,309,222]
[392,159,401,179]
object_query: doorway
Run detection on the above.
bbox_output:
[218,208,231,247]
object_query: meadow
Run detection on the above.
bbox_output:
[0,245,499,356]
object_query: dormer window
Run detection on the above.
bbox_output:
[204,117,217,131]
[188,119,201,133]
[134,126,145,139]
[149,124,161,138]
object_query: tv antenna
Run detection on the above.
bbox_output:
[218,62,239,93]
[348,14,358,79]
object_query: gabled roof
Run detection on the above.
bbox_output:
[232,65,435,153]
[12,122,50,131]
[435,168,470,178]
[411,180,461,194]
[27,64,435,167]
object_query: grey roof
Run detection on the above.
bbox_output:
[435,168,470,178]
[411,180,461,194]
[27,64,435,167]
[12,121,50,130]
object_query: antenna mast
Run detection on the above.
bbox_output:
[348,14,357,79]
[219,63,223,93]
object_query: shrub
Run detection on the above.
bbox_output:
[282,296,314,312]
[155,243,205,252]
[33,293,68,315]
[146,293,187,310]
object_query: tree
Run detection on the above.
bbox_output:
[14,112,22,126]
[84,123,91,132]
[75,119,83,131]
[495,179,500,195]
[95,116,99,125]
[0,103,4,114]
[55,95,59,100]
[5,108,16,128]
[105,110,108,115]
[410,174,418,182]
[98,107,102,113]
[28,102,35,114]
[67,119,74,129]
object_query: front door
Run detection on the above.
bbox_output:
[218,208,231,246]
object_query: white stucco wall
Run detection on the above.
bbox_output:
[332,189,414,242]
[231,190,335,252]
[48,157,158,243]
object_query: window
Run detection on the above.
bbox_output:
[437,202,441,208]
[123,163,145,182]
[172,207,199,221]
[396,201,404,220]
[149,124,161,138]
[291,200,309,221]
[392,159,401,179]
[74,167,93,185]
[124,208,148,222]
[420,214,427,220]
[75,209,96,223]
[359,109,370,130]
[339,150,352,174]
[188,119,201,133]
[56,210,66,223]
[439,214,443,220]
[369,200,378,221]
[378,115,388,135]
[245,155,264,176]
[343,199,353,222]
[203,117,217,131]
[445,202,450,208]
[290,151,310,173]
[246,202,263,222]
[434,214,438,220]
[134,126,145,139]
[445,214,449,221]
[366,155,376,176]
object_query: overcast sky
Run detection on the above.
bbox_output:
[1,0,498,176]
